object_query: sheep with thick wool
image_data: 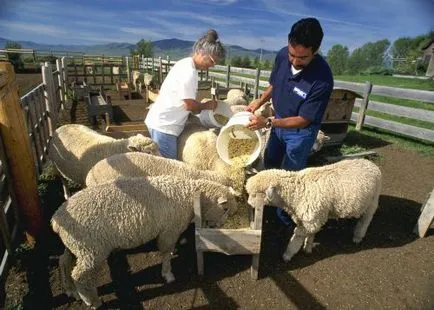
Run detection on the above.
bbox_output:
[85,152,232,187]
[48,124,160,190]
[52,175,238,308]
[178,123,246,191]
[225,89,247,106]
[246,159,382,262]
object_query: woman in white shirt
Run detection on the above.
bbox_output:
[145,29,225,159]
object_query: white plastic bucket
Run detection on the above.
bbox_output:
[199,101,234,128]
[216,111,262,167]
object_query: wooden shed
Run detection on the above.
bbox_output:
[320,88,362,146]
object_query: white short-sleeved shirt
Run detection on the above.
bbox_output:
[145,57,198,136]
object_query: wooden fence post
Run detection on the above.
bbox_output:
[166,56,170,76]
[254,67,261,99]
[159,56,163,85]
[226,65,231,89]
[151,57,155,74]
[61,57,68,98]
[125,56,130,84]
[356,81,373,131]
[42,62,56,135]
[56,59,65,110]
[0,62,43,238]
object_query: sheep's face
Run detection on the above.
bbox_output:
[202,192,238,228]
[128,134,161,156]
[247,186,284,208]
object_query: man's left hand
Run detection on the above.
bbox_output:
[247,114,266,130]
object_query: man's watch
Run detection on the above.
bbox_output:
[265,117,273,129]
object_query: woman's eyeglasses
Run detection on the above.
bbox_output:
[208,55,216,65]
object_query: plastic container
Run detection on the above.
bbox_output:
[199,101,234,128]
[216,111,262,167]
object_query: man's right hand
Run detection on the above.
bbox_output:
[246,99,262,113]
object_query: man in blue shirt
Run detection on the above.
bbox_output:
[247,18,334,225]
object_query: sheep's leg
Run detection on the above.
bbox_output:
[61,176,71,200]
[283,226,307,262]
[157,231,178,283]
[71,254,104,308]
[353,194,380,243]
[59,248,79,299]
[303,234,315,253]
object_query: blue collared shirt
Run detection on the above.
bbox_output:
[269,47,334,125]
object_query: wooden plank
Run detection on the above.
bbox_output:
[251,204,263,280]
[351,112,434,142]
[414,190,434,238]
[195,228,262,255]
[334,80,366,94]
[105,124,147,132]
[372,84,434,103]
[354,99,434,123]
[230,67,257,75]
[0,62,42,237]
[355,81,373,131]
[193,192,204,275]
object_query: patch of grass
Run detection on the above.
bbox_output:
[334,75,434,91]
[347,124,434,157]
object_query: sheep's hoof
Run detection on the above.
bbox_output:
[163,272,175,283]
[282,253,294,262]
[66,290,80,300]
[303,246,313,254]
[353,236,363,243]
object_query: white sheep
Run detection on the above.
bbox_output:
[52,175,238,308]
[225,89,247,106]
[178,123,247,192]
[246,158,382,262]
[85,152,232,187]
[48,124,160,192]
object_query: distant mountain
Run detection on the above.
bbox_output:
[0,37,277,60]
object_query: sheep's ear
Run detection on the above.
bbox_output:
[229,187,242,197]
[217,196,228,204]
[265,186,276,200]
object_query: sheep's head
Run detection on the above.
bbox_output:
[245,170,286,208]
[200,185,239,228]
[311,130,330,153]
[127,134,161,155]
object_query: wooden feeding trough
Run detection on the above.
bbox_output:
[72,80,88,101]
[86,91,113,124]
[194,199,264,280]
[104,113,148,138]
[116,81,132,100]
[320,88,362,146]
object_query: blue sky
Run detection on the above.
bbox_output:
[1,0,433,53]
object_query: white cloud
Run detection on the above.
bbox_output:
[0,21,66,36]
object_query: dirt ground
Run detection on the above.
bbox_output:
[3,75,434,309]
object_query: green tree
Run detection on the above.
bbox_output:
[253,56,260,68]
[231,56,242,67]
[241,55,251,68]
[5,41,24,71]
[326,44,349,75]
[347,39,390,74]
[131,39,153,57]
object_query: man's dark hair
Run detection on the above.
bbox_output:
[288,18,324,52]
